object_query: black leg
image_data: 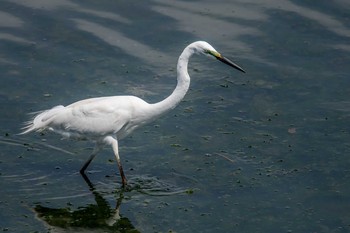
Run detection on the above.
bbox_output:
[80,143,103,174]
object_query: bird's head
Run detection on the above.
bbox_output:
[191,41,245,73]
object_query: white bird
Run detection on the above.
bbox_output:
[20,41,245,187]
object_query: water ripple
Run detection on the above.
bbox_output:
[127,174,197,196]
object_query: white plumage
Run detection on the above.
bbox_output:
[20,41,245,187]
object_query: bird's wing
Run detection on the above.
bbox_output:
[53,97,131,136]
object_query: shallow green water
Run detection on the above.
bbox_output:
[1,0,350,232]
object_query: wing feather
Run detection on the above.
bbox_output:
[21,95,149,139]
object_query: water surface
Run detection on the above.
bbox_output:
[1,0,350,232]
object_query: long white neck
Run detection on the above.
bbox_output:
[148,45,193,117]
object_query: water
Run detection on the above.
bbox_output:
[1,0,350,232]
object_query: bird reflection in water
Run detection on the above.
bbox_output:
[34,174,139,232]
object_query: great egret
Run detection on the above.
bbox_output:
[20,41,245,187]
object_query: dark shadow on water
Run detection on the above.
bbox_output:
[34,174,140,233]
[33,172,194,232]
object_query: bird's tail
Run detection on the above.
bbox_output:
[19,105,65,135]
